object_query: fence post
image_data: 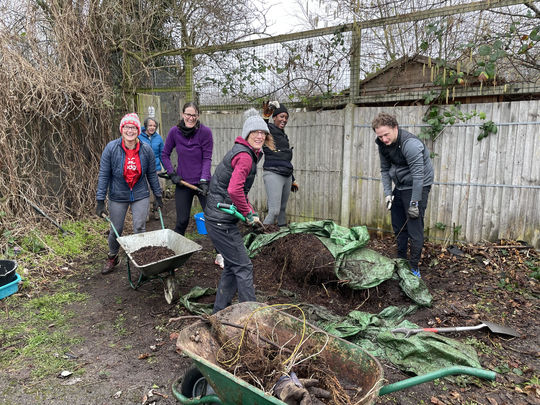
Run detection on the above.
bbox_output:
[184,50,194,102]
[341,104,355,227]
[349,24,361,101]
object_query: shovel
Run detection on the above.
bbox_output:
[392,320,520,338]
[158,173,205,195]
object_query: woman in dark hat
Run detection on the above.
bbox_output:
[261,101,299,227]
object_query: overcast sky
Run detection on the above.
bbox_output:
[263,0,310,35]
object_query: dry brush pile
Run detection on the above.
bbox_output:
[0,1,165,251]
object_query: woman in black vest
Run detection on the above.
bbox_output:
[261,102,299,227]
[204,109,275,313]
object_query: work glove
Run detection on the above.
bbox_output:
[170,173,182,185]
[245,211,261,227]
[154,196,163,209]
[408,201,419,219]
[96,200,107,217]
[385,195,394,210]
[262,100,280,120]
[291,181,299,193]
[273,373,330,405]
[198,180,209,196]
[273,373,311,405]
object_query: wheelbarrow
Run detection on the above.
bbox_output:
[105,209,202,304]
[172,302,496,404]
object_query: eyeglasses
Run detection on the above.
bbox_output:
[123,125,138,132]
[183,113,199,119]
[251,130,267,138]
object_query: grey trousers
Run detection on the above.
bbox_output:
[107,199,149,256]
[206,220,256,313]
[263,171,292,226]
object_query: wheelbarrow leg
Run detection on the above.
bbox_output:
[164,274,180,304]
[126,257,146,290]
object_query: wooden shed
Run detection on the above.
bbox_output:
[355,54,538,106]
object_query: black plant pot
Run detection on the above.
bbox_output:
[0,260,17,287]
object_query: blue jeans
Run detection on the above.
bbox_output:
[391,186,431,269]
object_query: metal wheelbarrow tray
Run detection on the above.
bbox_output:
[173,302,496,405]
[116,229,202,302]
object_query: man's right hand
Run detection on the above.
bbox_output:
[170,174,182,185]
[385,195,394,210]
[96,200,107,217]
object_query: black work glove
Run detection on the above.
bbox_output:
[154,196,163,209]
[408,201,420,219]
[96,200,107,217]
[198,180,209,196]
[291,181,299,193]
[170,173,182,185]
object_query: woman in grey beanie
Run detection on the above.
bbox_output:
[204,109,274,313]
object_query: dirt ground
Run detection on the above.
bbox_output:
[1,196,539,405]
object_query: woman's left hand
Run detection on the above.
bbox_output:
[291,182,299,192]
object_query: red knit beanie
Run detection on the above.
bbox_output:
[119,113,141,135]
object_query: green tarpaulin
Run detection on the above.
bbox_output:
[245,220,432,307]
[301,304,481,376]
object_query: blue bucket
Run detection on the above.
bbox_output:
[194,212,207,235]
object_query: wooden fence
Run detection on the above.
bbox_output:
[201,100,540,248]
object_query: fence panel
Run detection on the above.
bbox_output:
[203,100,540,248]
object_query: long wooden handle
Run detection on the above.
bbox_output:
[180,180,201,192]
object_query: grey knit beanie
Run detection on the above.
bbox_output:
[241,108,269,140]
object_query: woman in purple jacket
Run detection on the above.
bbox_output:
[161,102,213,235]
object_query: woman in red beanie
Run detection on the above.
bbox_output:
[95,113,163,275]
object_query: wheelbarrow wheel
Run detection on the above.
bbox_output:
[180,365,215,399]
[164,275,180,304]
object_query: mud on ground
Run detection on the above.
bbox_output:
[0,196,538,405]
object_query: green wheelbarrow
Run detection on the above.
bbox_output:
[104,209,202,304]
[172,302,496,405]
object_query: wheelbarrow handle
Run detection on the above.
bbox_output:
[102,214,121,238]
[217,203,246,222]
[379,366,496,396]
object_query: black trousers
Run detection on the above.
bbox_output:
[205,220,256,314]
[174,185,206,235]
[391,186,431,269]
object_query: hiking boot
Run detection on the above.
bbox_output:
[214,254,224,269]
[102,254,120,275]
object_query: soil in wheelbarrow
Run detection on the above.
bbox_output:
[1,194,538,405]
[131,246,176,266]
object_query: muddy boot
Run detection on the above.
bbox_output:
[102,254,120,275]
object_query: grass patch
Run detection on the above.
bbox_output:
[0,218,106,381]
[0,287,88,379]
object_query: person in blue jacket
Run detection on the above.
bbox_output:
[95,113,163,275]
[139,117,165,221]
